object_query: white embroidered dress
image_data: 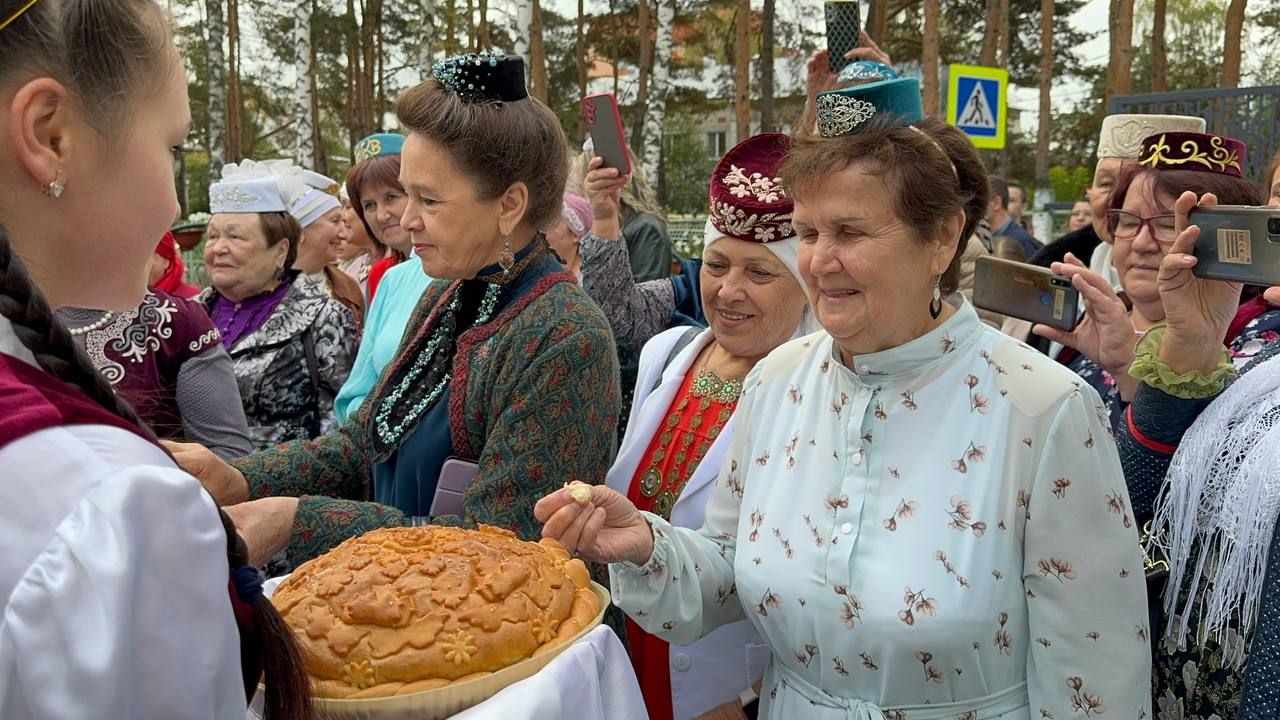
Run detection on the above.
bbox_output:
[611,300,1152,719]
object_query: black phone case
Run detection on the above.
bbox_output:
[972,256,1082,332]
[825,1,862,73]
[1190,205,1280,286]
[582,94,632,174]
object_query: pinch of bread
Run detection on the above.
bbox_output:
[563,481,593,505]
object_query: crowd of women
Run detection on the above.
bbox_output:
[3,1,1280,719]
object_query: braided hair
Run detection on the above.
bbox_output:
[0,225,314,719]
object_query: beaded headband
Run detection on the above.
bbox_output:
[1139,132,1246,178]
[837,60,899,84]
[0,0,40,32]
[432,52,529,103]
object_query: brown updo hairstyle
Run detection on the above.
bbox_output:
[345,154,402,247]
[781,115,990,296]
[393,80,568,232]
[257,211,301,275]
[1107,164,1266,231]
[0,2,312,717]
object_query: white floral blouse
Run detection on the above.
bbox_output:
[611,300,1153,720]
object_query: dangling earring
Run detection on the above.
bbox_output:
[43,170,66,199]
[928,276,943,320]
[498,236,514,279]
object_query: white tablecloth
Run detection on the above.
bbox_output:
[452,626,645,720]
[248,619,645,720]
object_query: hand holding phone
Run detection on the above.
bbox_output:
[1153,193,1247,356]
[824,1,862,73]
[582,93,632,174]
[974,255,1082,332]
[1028,255,1139,380]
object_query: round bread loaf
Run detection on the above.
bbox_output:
[271,524,600,699]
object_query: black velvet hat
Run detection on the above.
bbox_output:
[431,52,529,103]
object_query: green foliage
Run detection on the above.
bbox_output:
[1049,165,1092,205]
[660,114,717,215]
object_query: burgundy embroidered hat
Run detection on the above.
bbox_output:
[1139,132,1247,178]
[706,133,795,245]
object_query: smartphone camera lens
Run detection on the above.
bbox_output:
[1268,217,1280,235]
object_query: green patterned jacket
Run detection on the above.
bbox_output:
[233,274,622,564]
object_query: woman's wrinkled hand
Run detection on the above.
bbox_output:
[846,31,892,65]
[584,156,626,220]
[1032,253,1137,378]
[164,440,250,506]
[535,484,654,566]
[1157,192,1242,345]
[224,497,298,566]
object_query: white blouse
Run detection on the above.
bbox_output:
[611,300,1152,720]
[0,321,245,720]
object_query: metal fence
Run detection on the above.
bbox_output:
[668,215,708,258]
[1108,86,1280,183]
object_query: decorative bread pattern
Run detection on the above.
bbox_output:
[271,525,600,699]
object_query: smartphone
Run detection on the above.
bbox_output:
[824,0,862,74]
[973,256,1082,332]
[429,457,479,518]
[1189,205,1280,285]
[581,93,632,174]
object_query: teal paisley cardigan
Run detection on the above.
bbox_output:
[232,273,621,564]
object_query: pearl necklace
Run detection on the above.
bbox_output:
[67,311,114,337]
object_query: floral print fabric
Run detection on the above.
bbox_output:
[611,300,1152,719]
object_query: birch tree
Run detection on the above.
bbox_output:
[206,0,227,177]
[419,0,436,79]
[633,0,652,149]
[640,0,674,178]
[293,0,315,167]
[513,0,531,65]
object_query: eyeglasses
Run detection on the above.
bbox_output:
[1107,209,1177,243]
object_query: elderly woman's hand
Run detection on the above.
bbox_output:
[1032,253,1139,397]
[535,484,654,566]
[847,31,892,65]
[224,497,299,566]
[805,33,894,104]
[1155,191,1242,374]
[583,156,627,241]
[164,440,250,505]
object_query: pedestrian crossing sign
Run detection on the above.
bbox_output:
[947,64,1008,150]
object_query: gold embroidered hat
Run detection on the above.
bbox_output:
[1139,132,1246,178]
[705,132,794,245]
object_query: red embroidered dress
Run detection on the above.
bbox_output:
[625,367,741,720]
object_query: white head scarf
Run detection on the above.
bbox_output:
[703,220,821,338]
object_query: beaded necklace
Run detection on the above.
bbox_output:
[367,237,546,461]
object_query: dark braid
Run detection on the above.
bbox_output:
[0,230,152,433]
[216,510,314,720]
[0,226,313,719]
